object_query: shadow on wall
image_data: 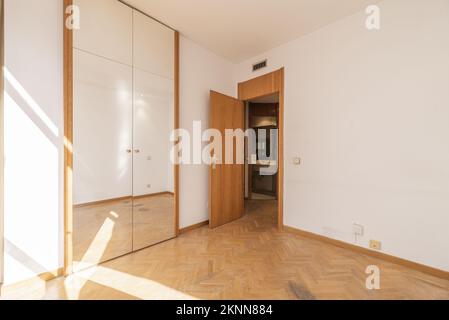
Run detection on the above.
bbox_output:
[4,239,53,279]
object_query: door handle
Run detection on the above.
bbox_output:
[134,149,141,154]
[126,149,132,154]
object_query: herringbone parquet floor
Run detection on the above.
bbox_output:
[2,200,449,300]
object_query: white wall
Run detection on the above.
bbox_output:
[3,0,64,284]
[0,0,4,284]
[234,0,449,271]
[179,36,234,228]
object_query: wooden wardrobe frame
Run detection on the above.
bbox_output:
[238,68,285,230]
[63,0,180,275]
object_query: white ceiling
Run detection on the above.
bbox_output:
[124,0,379,63]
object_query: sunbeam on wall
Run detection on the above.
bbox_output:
[3,0,64,284]
[4,89,59,281]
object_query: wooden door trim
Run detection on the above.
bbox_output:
[238,68,285,230]
[63,0,74,276]
[174,31,180,236]
[63,1,180,275]
[246,104,252,200]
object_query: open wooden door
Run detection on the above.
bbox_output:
[209,91,245,228]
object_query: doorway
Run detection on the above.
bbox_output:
[246,93,279,201]
[209,68,284,230]
[245,93,280,226]
[239,68,284,229]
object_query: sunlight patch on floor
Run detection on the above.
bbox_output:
[64,266,197,300]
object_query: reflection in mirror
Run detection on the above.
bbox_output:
[132,69,175,250]
[73,198,133,270]
[72,49,133,271]
[72,52,176,271]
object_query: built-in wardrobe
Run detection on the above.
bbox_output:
[71,0,177,271]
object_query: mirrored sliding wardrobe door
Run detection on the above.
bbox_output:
[72,50,134,271]
[132,10,176,250]
[72,0,134,271]
[70,0,177,271]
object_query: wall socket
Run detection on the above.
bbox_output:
[369,240,382,251]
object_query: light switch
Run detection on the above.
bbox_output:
[293,157,301,165]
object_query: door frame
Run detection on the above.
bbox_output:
[62,0,180,275]
[238,68,285,230]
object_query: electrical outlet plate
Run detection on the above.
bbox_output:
[370,240,382,251]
